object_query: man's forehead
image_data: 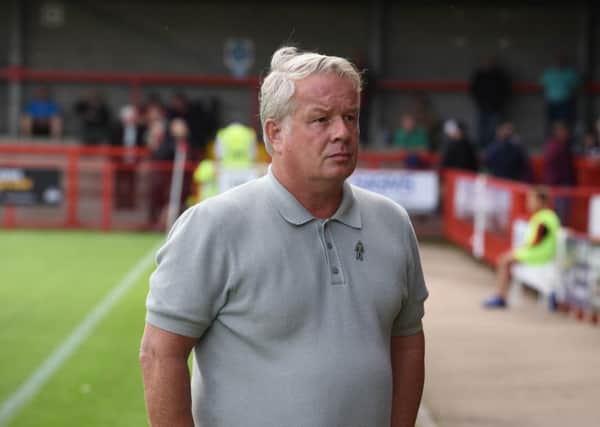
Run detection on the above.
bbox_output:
[295,74,359,107]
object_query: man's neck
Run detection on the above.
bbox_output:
[271,165,344,219]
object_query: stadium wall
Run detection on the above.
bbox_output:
[2,1,598,148]
[0,0,13,133]
[382,3,590,149]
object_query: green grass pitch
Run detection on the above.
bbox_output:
[0,230,163,426]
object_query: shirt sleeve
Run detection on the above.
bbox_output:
[392,212,429,336]
[145,204,235,338]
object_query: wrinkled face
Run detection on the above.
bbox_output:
[271,73,360,186]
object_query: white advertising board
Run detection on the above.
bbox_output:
[349,169,439,213]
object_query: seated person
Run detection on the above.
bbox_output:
[484,186,561,309]
[74,90,112,144]
[392,113,428,168]
[20,86,63,138]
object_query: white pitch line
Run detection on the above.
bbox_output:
[0,244,159,427]
[417,401,439,427]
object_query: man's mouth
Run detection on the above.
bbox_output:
[328,152,352,159]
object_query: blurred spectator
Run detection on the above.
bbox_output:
[74,90,111,145]
[542,121,576,224]
[146,104,175,230]
[411,93,442,151]
[484,186,560,309]
[438,119,478,172]
[542,121,575,186]
[215,122,257,168]
[392,113,428,149]
[483,121,531,181]
[540,53,580,135]
[20,86,63,138]
[139,92,165,127]
[146,104,173,161]
[111,105,145,149]
[111,105,145,209]
[166,92,190,123]
[392,113,429,168]
[578,117,600,159]
[187,96,221,160]
[169,117,194,211]
[469,56,512,149]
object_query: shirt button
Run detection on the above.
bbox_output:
[326,242,333,249]
[332,267,339,274]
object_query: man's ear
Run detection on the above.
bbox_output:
[264,118,284,154]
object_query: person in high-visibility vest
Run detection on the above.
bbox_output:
[192,159,218,203]
[191,123,258,203]
[484,186,561,308]
[215,123,257,169]
[214,123,258,193]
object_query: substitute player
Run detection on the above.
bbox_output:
[484,186,561,308]
[140,46,428,427]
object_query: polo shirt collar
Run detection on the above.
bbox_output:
[332,182,362,229]
[267,167,362,229]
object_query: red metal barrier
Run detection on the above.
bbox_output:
[443,169,600,265]
[529,156,600,188]
[2,144,599,238]
[357,150,439,168]
[0,143,195,231]
[3,67,600,94]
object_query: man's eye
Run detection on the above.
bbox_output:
[313,117,328,123]
[345,115,357,122]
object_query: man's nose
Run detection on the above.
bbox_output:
[330,116,353,142]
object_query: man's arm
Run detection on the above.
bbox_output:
[139,323,198,427]
[390,331,425,427]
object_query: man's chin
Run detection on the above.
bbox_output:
[323,166,355,182]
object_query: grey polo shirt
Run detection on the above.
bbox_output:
[146,169,428,427]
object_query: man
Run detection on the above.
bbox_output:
[20,85,63,138]
[469,55,512,149]
[438,119,478,173]
[542,121,576,224]
[140,46,428,427]
[214,122,258,193]
[483,120,531,182]
[74,89,112,144]
[110,105,145,209]
[484,186,561,308]
[540,53,580,135]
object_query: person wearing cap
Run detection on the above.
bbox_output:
[140,46,428,427]
[484,186,561,309]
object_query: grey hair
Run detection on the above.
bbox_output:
[259,46,362,154]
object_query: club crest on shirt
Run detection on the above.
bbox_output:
[355,241,365,261]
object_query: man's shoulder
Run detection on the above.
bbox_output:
[350,184,410,223]
[189,176,270,219]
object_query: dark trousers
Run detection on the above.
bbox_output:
[546,98,576,135]
[476,111,502,149]
[149,170,171,225]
